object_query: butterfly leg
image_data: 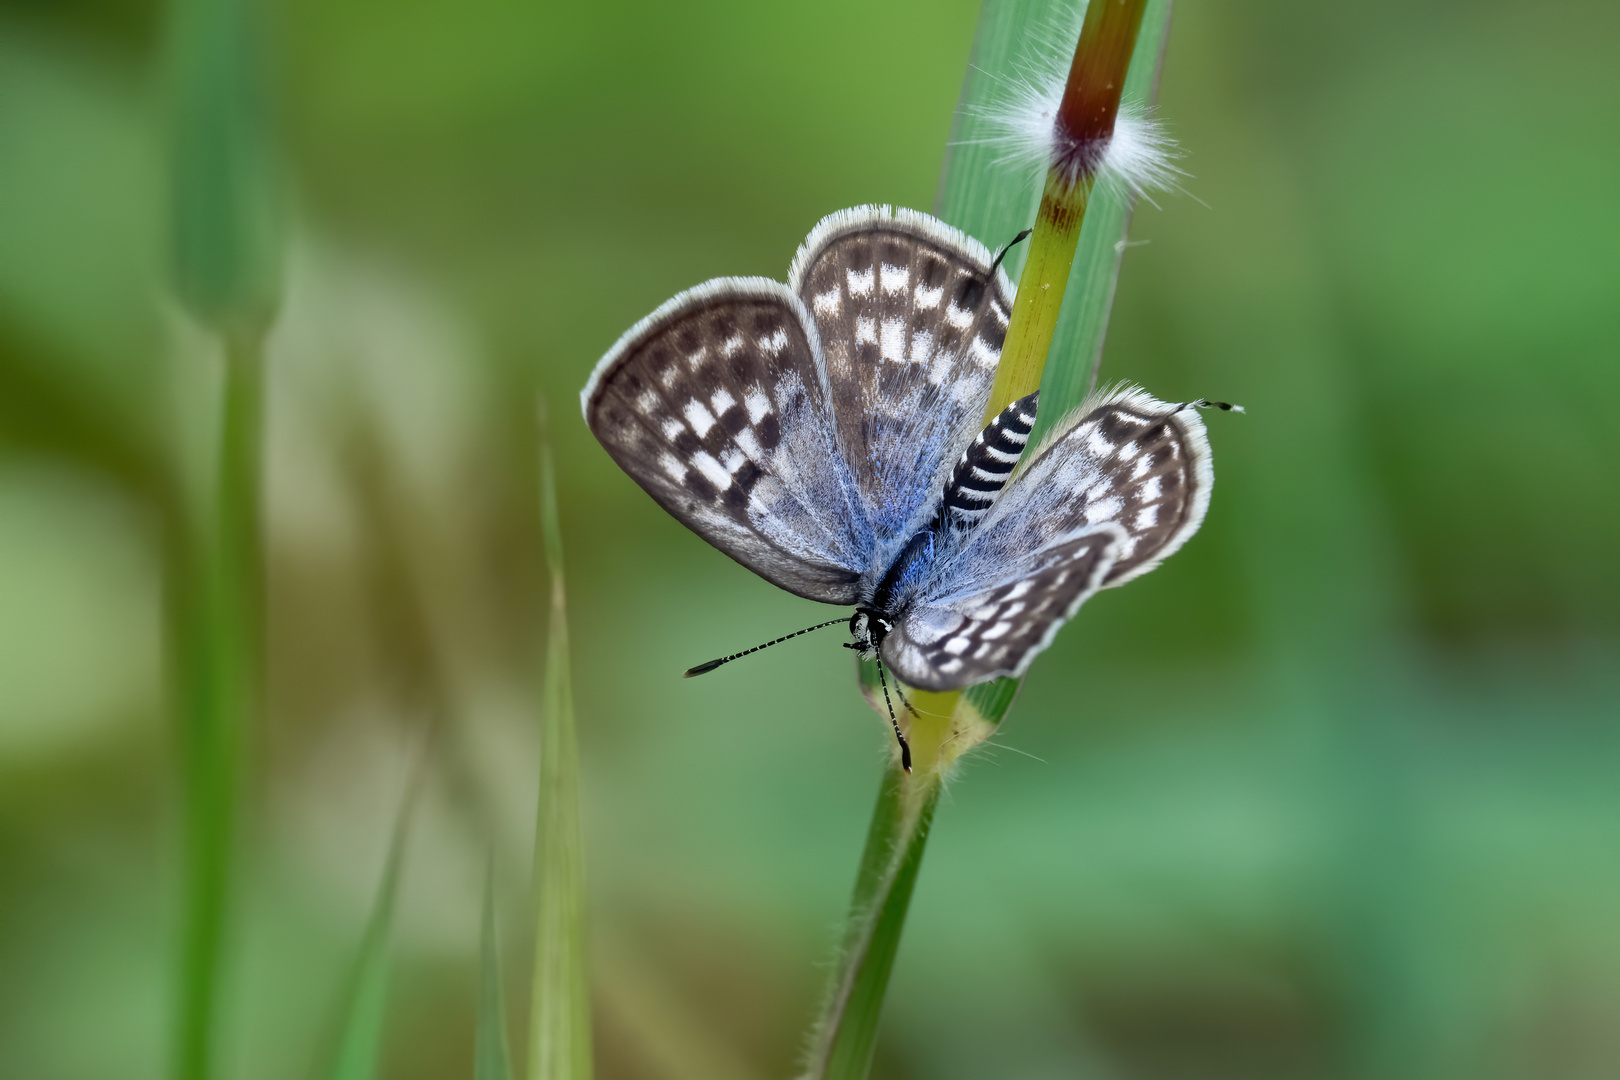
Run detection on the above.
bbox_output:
[892,682,923,721]
[874,660,913,774]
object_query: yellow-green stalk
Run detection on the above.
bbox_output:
[900,0,1151,792]
[806,4,1164,1077]
[981,0,1148,423]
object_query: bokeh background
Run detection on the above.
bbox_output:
[2,0,1617,1078]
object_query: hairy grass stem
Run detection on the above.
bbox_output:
[982,0,1150,420]
[1032,0,1173,440]
[803,2,1176,1076]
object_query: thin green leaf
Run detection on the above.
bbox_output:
[321,768,418,1080]
[935,0,1054,280]
[527,402,593,1080]
[478,858,517,1080]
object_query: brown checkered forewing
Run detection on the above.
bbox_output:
[581,278,865,604]
[790,206,1015,544]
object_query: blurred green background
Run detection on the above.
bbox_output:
[2,0,1617,1078]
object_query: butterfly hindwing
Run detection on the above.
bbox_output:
[882,527,1122,691]
[582,278,868,604]
[789,206,1015,552]
[981,385,1214,588]
[884,387,1213,689]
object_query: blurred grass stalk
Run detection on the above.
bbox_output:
[164,0,281,1076]
[478,858,518,1080]
[803,2,1172,1077]
[320,765,420,1080]
[527,408,593,1080]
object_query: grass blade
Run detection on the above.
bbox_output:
[526,403,593,1080]
[937,0,1175,723]
[320,765,419,1080]
[935,0,1055,280]
[478,858,517,1080]
[168,0,281,338]
[802,4,1179,1077]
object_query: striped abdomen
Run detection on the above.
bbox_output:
[937,391,1038,531]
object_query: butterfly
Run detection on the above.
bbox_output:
[582,205,1222,763]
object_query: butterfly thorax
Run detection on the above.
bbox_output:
[849,527,934,656]
[869,527,936,610]
[850,392,1043,658]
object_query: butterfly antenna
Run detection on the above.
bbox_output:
[875,660,913,774]
[1179,398,1245,414]
[987,228,1033,279]
[682,618,846,677]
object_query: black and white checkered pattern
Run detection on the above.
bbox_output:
[583,207,1215,692]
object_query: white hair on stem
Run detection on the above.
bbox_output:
[956,2,1183,202]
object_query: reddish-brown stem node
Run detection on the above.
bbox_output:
[1050,0,1149,187]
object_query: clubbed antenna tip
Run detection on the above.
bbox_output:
[680,617,846,678]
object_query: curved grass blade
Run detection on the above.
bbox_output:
[318,760,422,1080]
[526,401,593,1080]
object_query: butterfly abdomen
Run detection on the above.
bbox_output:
[937,391,1039,531]
[867,392,1040,617]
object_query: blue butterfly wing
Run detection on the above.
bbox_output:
[790,206,1016,581]
[884,387,1213,689]
[582,278,870,604]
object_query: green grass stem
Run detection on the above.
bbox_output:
[1031,0,1174,442]
[173,330,264,1080]
[168,0,281,339]
[166,0,281,1074]
[526,405,593,1080]
[981,0,1150,421]
[982,170,1096,420]
[802,3,1178,1075]
[803,766,941,1080]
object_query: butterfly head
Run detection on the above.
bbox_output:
[848,608,894,661]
